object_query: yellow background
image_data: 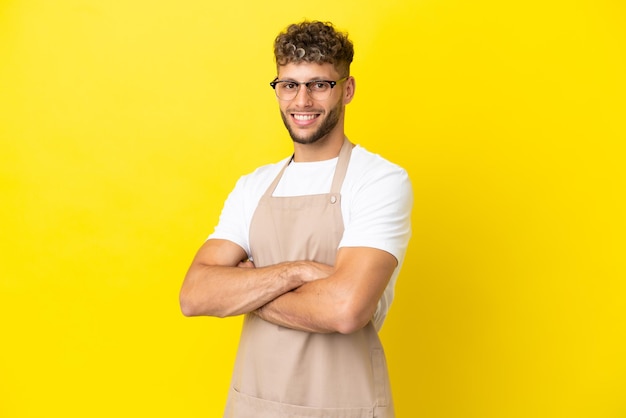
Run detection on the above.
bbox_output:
[1,0,624,417]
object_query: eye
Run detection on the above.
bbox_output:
[310,81,329,91]
[280,82,298,90]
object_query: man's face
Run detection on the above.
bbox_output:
[276,62,349,145]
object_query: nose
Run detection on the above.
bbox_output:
[292,84,313,107]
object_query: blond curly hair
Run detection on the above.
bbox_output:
[273,21,354,76]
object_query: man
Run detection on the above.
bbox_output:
[180,20,413,417]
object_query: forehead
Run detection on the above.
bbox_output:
[277,62,340,81]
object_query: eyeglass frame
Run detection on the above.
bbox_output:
[269,76,349,101]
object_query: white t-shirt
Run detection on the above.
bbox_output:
[209,145,413,330]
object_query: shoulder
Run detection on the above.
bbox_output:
[346,145,412,193]
[234,157,291,193]
[221,156,290,211]
[350,145,408,175]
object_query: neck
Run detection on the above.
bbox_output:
[292,134,345,162]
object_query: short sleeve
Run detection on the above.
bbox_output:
[339,163,413,263]
[208,176,252,256]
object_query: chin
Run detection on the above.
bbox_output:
[291,135,322,145]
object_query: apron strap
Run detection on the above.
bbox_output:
[262,158,290,198]
[263,138,354,199]
[330,138,353,195]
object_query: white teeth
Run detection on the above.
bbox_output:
[293,114,317,121]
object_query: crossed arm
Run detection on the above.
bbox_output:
[179,238,397,334]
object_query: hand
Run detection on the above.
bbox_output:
[237,259,256,269]
[295,261,334,283]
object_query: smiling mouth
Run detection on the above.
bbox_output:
[292,113,319,121]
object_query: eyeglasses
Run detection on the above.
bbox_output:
[269,77,348,101]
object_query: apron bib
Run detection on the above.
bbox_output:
[224,140,395,418]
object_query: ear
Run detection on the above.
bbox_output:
[343,76,356,104]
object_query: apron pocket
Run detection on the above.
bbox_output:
[371,348,389,407]
[225,386,375,418]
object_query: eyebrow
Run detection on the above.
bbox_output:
[275,77,331,82]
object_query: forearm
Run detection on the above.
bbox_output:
[254,247,397,334]
[180,262,302,318]
[255,279,369,334]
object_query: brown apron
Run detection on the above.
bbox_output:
[224,140,395,418]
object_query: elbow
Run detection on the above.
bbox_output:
[179,292,199,317]
[333,302,374,335]
[179,288,232,318]
[179,288,207,317]
[180,304,197,318]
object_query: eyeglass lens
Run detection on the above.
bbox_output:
[275,81,332,100]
